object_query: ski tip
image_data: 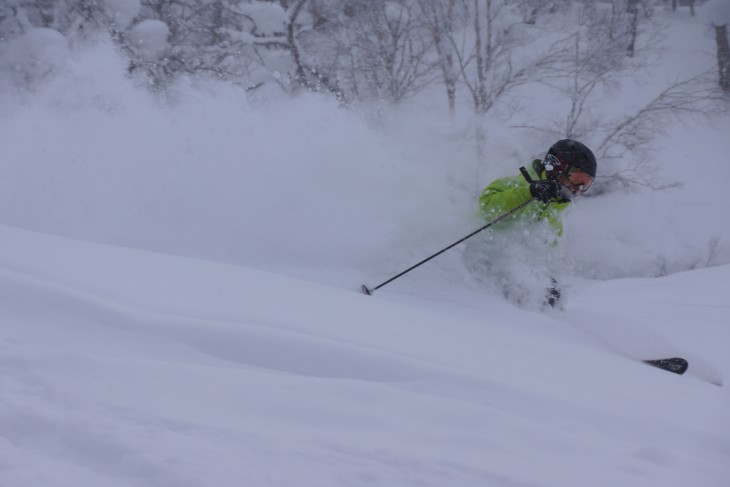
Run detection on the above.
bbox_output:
[361,284,372,296]
[644,357,689,375]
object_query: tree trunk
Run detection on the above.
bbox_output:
[447,83,456,118]
[627,0,639,57]
[445,0,456,118]
[715,24,730,93]
[473,0,487,114]
[211,1,223,45]
[287,0,309,89]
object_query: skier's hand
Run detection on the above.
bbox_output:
[529,180,561,203]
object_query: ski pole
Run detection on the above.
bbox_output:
[361,197,536,295]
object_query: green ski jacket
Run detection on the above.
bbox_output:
[479,161,571,238]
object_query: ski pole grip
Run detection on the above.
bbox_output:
[519,166,534,184]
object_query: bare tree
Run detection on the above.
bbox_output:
[714,23,730,93]
[530,49,723,193]
[287,0,311,87]
[508,0,553,25]
[511,2,723,193]
[451,0,541,116]
[627,0,640,57]
[339,1,435,103]
[134,1,306,91]
[705,235,725,268]
[669,0,696,15]
[594,71,724,192]
[440,0,563,165]
[516,3,628,142]
[282,0,345,98]
[418,0,460,116]
[534,30,617,141]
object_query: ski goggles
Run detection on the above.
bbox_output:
[562,166,594,193]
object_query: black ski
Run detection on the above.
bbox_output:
[643,357,688,375]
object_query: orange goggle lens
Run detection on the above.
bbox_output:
[565,168,593,192]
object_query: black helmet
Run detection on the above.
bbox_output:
[544,139,597,178]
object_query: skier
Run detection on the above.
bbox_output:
[472,139,597,308]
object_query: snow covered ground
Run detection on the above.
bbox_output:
[1,221,729,487]
[1,7,729,487]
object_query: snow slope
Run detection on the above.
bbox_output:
[1,223,729,487]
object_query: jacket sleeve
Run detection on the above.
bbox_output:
[479,175,533,221]
[479,174,567,237]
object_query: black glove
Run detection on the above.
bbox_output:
[529,179,561,203]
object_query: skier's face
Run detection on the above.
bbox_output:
[560,167,593,194]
